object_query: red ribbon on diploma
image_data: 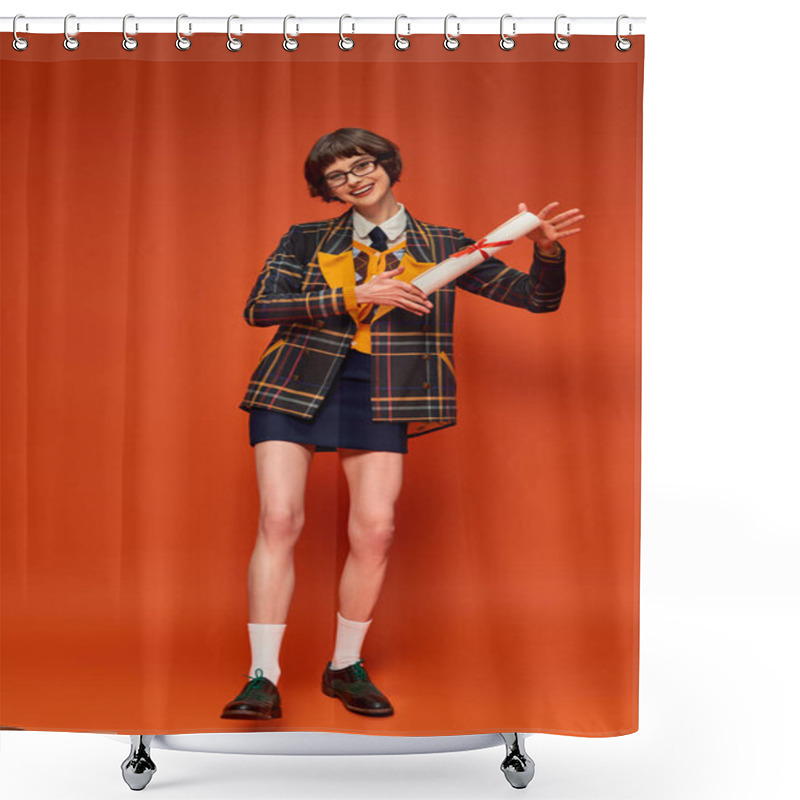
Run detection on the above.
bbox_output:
[449,236,515,260]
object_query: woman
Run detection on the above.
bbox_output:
[221,128,583,720]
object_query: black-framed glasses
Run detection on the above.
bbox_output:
[322,156,385,188]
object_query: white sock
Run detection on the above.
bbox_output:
[331,611,372,670]
[248,622,287,685]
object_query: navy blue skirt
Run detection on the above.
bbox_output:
[248,348,408,453]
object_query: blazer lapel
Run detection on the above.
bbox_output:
[404,210,437,264]
[317,208,355,256]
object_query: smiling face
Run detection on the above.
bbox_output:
[322,151,397,216]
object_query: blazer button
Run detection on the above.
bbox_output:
[421,324,429,333]
[292,374,300,381]
[315,319,325,328]
[421,354,430,361]
[422,381,431,390]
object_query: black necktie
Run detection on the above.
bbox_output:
[368,225,388,252]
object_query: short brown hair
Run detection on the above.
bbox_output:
[304,128,403,203]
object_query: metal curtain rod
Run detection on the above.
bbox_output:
[1,15,646,36]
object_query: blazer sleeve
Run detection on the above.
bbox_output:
[244,225,359,327]
[453,230,566,313]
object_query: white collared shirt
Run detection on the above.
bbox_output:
[352,202,407,249]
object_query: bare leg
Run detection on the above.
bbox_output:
[248,440,314,623]
[337,449,404,621]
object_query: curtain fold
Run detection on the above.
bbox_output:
[1,32,643,736]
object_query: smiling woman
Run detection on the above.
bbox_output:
[224,126,577,722]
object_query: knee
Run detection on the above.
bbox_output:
[258,506,304,548]
[351,513,396,558]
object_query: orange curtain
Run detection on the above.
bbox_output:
[1,33,642,736]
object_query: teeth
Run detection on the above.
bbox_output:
[352,186,372,195]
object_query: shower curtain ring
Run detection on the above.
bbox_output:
[554,14,570,51]
[339,15,355,50]
[63,13,79,51]
[227,15,243,51]
[443,14,460,51]
[394,15,410,50]
[499,14,516,50]
[615,15,632,51]
[122,15,138,51]
[12,14,29,52]
[176,14,191,50]
[283,15,299,51]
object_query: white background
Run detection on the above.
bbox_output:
[2,1,798,798]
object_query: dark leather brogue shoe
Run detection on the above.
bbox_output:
[321,658,394,717]
[220,668,282,720]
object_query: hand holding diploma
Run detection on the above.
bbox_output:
[365,201,585,312]
[520,201,584,254]
[411,201,584,296]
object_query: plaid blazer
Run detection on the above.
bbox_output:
[239,207,566,438]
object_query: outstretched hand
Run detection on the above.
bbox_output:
[519,202,584,254]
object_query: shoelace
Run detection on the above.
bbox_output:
[239,667,271,697]
[351,659,368,681]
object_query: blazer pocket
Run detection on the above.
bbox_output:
[257,337,286,364]
[438,350,456,376]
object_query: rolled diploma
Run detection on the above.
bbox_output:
[411,210,542,295]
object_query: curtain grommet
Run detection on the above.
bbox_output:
[554,14,570,51]
[63,13,80,51]
[394,15,410,50]
[226,15,243,52]
[339,14,355,50]
[615,15,632,51]
[499,14,516,50]
[12,14,29,51]
[122,14,138,51]
[283,15,299,51]
[443,14,460,51]
[175,14,191,50]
